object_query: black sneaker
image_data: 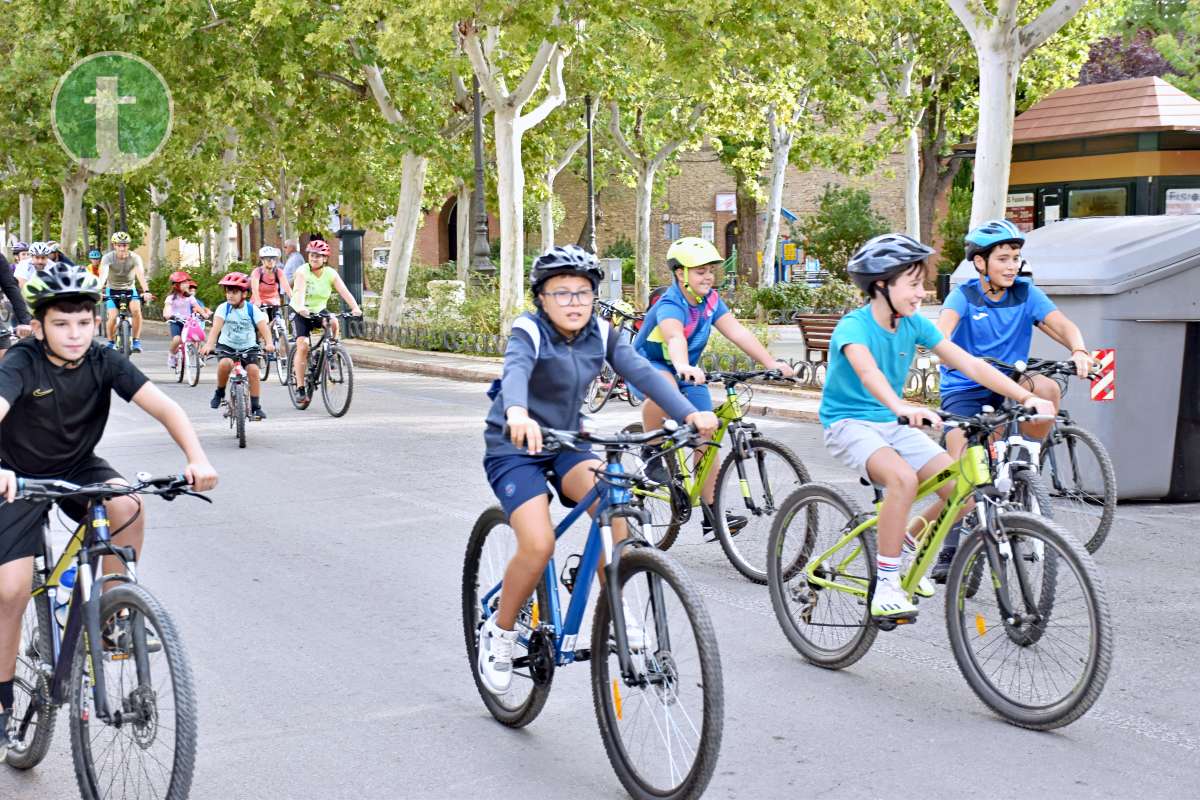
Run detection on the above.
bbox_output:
[210,391,224,409]
[0,710,18,760]
[251,406,266,420]
[931,547,956,584]
[701,505,748,541]
[640,446,670,485]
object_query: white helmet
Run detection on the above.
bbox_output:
[259,245,281,259]
[28,241,54,257]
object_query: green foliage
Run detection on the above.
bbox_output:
[810,278,862,313]
[405,262,457,299]
[753,281,814,312]
[703,321,775,362]
[1156,7,1200,98]
[937,185,973,273]
[798,185,890,281]
[602,235,635,259]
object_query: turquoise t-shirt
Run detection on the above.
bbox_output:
[818,306,943,427]
[216,301,260,351]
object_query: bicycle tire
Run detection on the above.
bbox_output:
[461,507,552,728]
[186,344,201,387]
[1003,469,1057,646]
[275,330,290,386]
[713,435,811,584]
[625,379,642,407]
[585,368,614,413]
[288,351,311,410]
[119,318,132,357]
[767,483,878,670]
[233,382,247,448]
[944,512,1111,730]
[590,547,723,800]
[321,343,354,417]
[173,347,185,383]
[1040,424,1117,554]
[620,422,683,550]
[6,575,57,769]
[259,351,271,382]
[70,583,197,799]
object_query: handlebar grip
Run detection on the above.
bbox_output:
[896,415,934,428]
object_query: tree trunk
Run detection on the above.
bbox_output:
[456,180,471,283]
[493,109,527,333]
[59,167,89,259]
[201,229,211,266]
[904,126,922,239]
[761,129,792,287]
[19,194,33,243]
[41,212,51,242]
[734,169,759,287]
[539,184,555,254]
[971,47,1020,226]
[276,167,293,244]
[633,166,655,307]
[149,185,169,275]
[377,151,429,328]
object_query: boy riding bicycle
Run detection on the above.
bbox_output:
[477,245,718,696]
[631,237,794,537]
[0,262,218,756]
[931,219,1095,580]
[203,272,275,420]
[821,234,1053,621]
[288,240,362,401]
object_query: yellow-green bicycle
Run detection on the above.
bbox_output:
[765,405,1112,730]
[624,369,809,584]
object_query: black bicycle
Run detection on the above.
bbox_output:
[107,290,140,357]
[287,310,358,417]
[218,348,260,449]
[259,304,291,387]
[583,300,644,413]
[7,474,210,799]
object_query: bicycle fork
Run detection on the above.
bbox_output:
[972,502,1045,628]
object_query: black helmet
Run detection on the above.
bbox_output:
[846,233,934,295]
[529,245,603,293]
[23,262,102,311]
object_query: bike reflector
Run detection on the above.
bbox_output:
[1090,349,1115,402]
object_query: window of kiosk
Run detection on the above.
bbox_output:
[1067,186,1127,218]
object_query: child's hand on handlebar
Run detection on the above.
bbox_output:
[685,411,719,439]
[676,365,707,385]
[506,408,543,454]
[1070,350,1094,379]
[1023,395,1056,417]
[898,405,942,430]
[770,360,796,379]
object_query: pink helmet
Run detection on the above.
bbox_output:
[169,270,191,284]
[305,239,330,256]
[218,271,251,290]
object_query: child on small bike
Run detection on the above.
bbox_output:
[0,262,217,755]
[821,233,1054,621]
[163,271,211,370]
[202,272,275,420]
[251,245,291,324]
[477,245,718,696]
[631,237,795,537]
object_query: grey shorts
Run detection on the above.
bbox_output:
[823,419,945,482]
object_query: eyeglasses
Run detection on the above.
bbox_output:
[542,289,595,307]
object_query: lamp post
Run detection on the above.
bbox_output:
[470,76,494,276]
[583,94,597,254]
[118,183,127,231]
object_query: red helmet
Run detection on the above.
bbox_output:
[169,270,190,284]
[305,240,330,256]
[218,271,251,290]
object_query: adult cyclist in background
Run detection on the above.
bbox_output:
[46,241,75,267]
[289,239,362,401]
[15,242,52,289]
[0,247,31,359]
[250,245,291,324]
[97,231,154,353]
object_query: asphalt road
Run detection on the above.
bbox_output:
[2,334,1197,799]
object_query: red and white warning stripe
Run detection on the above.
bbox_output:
[1090,348,1115,401]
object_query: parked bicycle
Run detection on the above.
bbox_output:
[171,313,208,387]
[7,474,209,799]
[463,421,723,800]
[583,300,644,413]
[286,310,357,417]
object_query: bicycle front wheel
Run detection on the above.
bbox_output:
[274,333,290,386]
[119,319,132,357]
[186,344,201,387]
[591,547,723,800]
[619,423,682,550]
[173,347,185,383]
[6,578,57,769]
[1040,424,1117,554]
[321,344,354,417]
[713,435,810,583]
[69,583,197,799]
[945,512,1111,730]
[233,384,247,448]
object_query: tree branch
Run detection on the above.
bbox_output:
[458,23,507,108]
[552,132,587,178]
[945,0,986,41]
[1020,0,1087,58]
[318,71,368,98]
[512,38,560,108]
[649,103,706,168]
[360,62,404,125]
[788,88,811,128]
[517,47,567,133]
[608,101,645,168]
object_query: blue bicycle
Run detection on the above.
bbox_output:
[463,422,724,800]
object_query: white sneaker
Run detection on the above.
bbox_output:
[871,579,919,620]
[903,555,936,599]
[167,353,177,369]
[476,613,517,696]
[621,600,646,651]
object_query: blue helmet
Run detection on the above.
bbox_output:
[964,219,1024,261]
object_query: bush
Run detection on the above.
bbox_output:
[810,278,862,313]
[703,322,775,362]
[937,185,972,273]
[753,282,813,312]
[799,185,890,281]
[602,235,635,260]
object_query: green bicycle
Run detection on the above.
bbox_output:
[624,369,809,584]
[766,405,1112,730]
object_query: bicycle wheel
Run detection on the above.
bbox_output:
[6,577,57,769]
[1040,424,1117,554]
[624,379,642,407]
[619,423,683,550]
[591,547,723,800]
[233,383,247,448]
[186,344,201,387]
[321,343,354,417]
[69,583,197,799]
[945,512,1111,730]
[173,348,185,383]
[119,318,132,357]
[258,352,271,382]
[766,483,878,670]
[462,507,552,728]
[274,331,290,386]
[586,367,615,413]
[713,435,810,584]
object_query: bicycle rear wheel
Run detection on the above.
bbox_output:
[233,383,247,448]
[713,435,810,584]
[70,583,197,799]
[6,577,56,769]
[321,344,354,417]
[258,352,271,382]
[186,344,201,387]
[586,367,615,413]
[591,547,723,800]
[462,507,552,728]
[619,423,682,550]
[767,483,878,670]
[274,330,290,386]
[945,512,1111,730]
[1040,424,1117,554]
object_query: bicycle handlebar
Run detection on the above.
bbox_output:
[897,407,1058,431]
[10,473,213,504]
[503,420,702,452]
[983,355,1101,382]
[703,368,790,384]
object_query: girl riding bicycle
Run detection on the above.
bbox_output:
[477,245,718,696]
[163,271,211,370]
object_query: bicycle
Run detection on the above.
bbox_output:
[259,304,291,387]
[6,474,210,798]
[766,405,1112,730]
[107,290,139,357]
[982,356,1117,553]
[623,369,810,584]
[583,300,644,413]
[218,348,259,449]
[286,310,356,417]
[463,422,723,800]
[170,313,207,388]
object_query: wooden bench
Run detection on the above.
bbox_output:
[795,313,844,363]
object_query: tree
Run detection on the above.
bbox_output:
[1156,10,1200,98]
[1079,29,1172,84]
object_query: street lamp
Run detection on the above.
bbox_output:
[583,94,597,255]
[470,76,494,276]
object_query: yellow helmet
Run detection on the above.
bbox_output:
[666,237,721,270]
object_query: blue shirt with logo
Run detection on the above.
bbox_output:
[819,306,944,427]
[939,277,1056,398]
[633,283,729,367]
[216,301,260,351]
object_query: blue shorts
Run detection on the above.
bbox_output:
[104,288,140,311]
[484,449,602,518]
[941,389,1005,417]
[168,320,185,338]
[627,362,713,412]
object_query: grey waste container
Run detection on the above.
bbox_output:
[951,215,1200,500]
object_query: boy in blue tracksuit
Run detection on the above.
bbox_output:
[931,219,1093,580]
[476,245,718,696]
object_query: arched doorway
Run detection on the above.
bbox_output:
[724,220,738,259]
[446,200,458,264]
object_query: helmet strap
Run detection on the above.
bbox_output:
[37,335,88,369]
[878,283,901,331]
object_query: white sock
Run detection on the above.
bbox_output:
[876,553,901,585]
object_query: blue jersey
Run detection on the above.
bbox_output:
[939,277,1056,398]
[632,283,729,367]
[819,306,943,427]
[216,301,260,351]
